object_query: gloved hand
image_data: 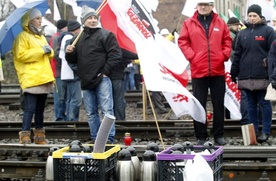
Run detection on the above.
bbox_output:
[171,28,177,36]
[271,79,276,89]
[42,45,52,54]
[231,75,237,84]
[262,58,268,68]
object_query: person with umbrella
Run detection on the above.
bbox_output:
[12,8,55,144]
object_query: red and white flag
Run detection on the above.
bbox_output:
[100,0,206,123]
[53,0,61,21]
[224,61,241,119]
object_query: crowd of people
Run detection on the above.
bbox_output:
[11,5,144,145]
[179,0,276,145]
[9,0,276,146]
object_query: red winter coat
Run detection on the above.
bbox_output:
[49,32,60,78]
[178,11,232,78]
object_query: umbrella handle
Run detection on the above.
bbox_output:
[71,29,83,46]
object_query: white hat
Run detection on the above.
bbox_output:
[160,28,169,35]
[272,13,276,21]
[197,0,215,3]
[29,8,42,20]
[43,25,56,36]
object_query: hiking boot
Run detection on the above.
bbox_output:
[257,133,269,143]
[33,128,47,144]
[19,131,31,144]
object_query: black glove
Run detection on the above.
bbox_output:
[271,79,276,89]
[42,45,52,54]
[171,28,177,36]
[231,75,237,84]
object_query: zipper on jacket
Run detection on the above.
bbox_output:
[199,13,212,76]
[251,24,255,33]
[207,36,211,76]
[205,23,211,76]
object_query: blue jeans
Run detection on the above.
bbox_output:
[111,79,126,120]
[124,70,135,91]
[54,78,66,121]
[60,79,82,121]
[22,93,47,131]
[245,90,272,134]
[83,77,115,142]
[240,90,249,125]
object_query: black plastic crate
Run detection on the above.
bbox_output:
[157,146,223,181]
[52,145,120,181]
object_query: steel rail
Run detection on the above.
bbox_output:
[0,121,275,140]
[0,144,276,180]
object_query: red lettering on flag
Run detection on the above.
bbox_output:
[172,94,189,102]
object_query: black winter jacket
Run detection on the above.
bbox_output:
[109,48,138,80]
[268,40,276,81]
[230,19,275,80]
[66,27,122,90]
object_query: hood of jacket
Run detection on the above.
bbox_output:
[21,9,32,33]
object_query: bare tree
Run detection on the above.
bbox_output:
[0,0,16,21]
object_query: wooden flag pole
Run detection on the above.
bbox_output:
[142,83,147,120]
[146,88,165,150]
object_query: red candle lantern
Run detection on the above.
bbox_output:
[123,132,132,146]
[206,111,213,126]
[206,111,213,120]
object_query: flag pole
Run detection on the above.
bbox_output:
[162,109,172,120]
[146,89,165,150]
[142,83,147,120]
[72,0,108,46]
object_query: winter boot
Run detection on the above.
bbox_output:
[19,131,31,144]
[33,128,47,144]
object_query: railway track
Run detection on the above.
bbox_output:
[0,120,276,141]
[0,84,143,104]
[0,121,275,180]
[0,144,275,180]
[0,91,142,104]
[1,85,276,180]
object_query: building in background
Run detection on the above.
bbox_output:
[215,0,247,21]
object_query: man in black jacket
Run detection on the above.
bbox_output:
[65,6,122,143]
[110,49,138,120]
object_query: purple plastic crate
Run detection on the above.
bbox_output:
[157,146,223,181]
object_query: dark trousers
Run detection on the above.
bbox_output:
[192,76,225,140]
[240,90,249,125]
[111,79,126,120]
[245,89,272,134]
[151,91,166,111]
[134,74,142,90]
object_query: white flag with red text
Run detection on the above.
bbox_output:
[100,0,206,123]
[224,61,241,119]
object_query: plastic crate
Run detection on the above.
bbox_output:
[52,144,120,181]
[157,146,223,181]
